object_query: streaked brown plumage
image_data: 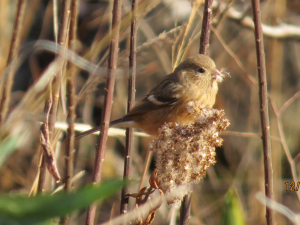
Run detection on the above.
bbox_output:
[76,54,224,138]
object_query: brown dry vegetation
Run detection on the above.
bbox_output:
[1,0,300,224]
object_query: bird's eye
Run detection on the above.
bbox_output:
[197,68,205,73]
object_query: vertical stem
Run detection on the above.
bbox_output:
[180,0,214,224]
[38,0,71,193]
[251,0,275,224]
[60,0,78,224]
[179,194,192,225]
[199,0,213,55]
[85,0,122,224]
[0,0,27,125]
[48,0,71,135]
[120,0,137,216]
[64,0,78,193]
[37,152,47,193]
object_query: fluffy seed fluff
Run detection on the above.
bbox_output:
[150,101,230,205]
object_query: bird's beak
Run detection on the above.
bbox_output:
[212,68,224,82]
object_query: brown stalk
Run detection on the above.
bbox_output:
[64,0,78,193]
[251,0,275,224]
[199,0,213,55]
[85,0,122,224]
[179,194,192,225]
[0,0,27,125]
[60,0,79,224]
[179,0,214,224]
[38,0,72,192]
[120,0,138,216]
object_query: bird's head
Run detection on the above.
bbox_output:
[175,54,225,86]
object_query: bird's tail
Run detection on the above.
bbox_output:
[75,118,125,139]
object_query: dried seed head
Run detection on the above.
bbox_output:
[151,101,230,205]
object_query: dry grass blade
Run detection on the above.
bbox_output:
[1,0,299,224]
[1,60,60,147]
[174,0,202,68]
[0,0,27,125]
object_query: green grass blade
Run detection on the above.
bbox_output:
[0,179,123,225]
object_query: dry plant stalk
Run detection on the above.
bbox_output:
[199,0,213,55]
[174,0,202,68]
[85,0,122,223]
[178,0,214,223]
[151,102,229,205]
[0,0,27,125]
[60,0,79,224]
[120,0,138,216]
[127,186,159,225]
[38,0,72,192]
[251,0,275,224]
[64,0,79,193]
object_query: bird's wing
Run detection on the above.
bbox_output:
[124,76,184,118]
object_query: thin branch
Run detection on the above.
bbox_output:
[210,27,258,87]
[85,0,122,224]
[270,100,300,201]
[137,26,182,51]
[180,0,214,224]
[138,150,153,190]
[64,0,78,195]
[278,90,300,115]
[48,0,71,136]
[224,4,300,39]
[199,0,213,55]
[0,0,27,125]
[120,0,138,216]
[60,0,78,224]
[38,0,71,193]
[180,194,192,225]
[213,1,300,39]
[251,0,275,224]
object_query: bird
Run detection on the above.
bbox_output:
[76,54,225,139]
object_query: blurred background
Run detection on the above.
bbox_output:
[0,0,300,224]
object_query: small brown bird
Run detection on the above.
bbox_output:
[76,54,224,138]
